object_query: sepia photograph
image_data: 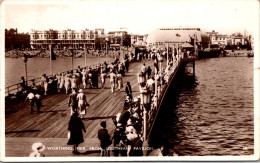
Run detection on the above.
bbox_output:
[1,0,259,161]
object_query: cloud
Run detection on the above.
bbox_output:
[4,0,259,35]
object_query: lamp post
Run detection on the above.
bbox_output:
[22,54,28,85]
[84,44,87,67]
[137,71,146,88]
[140,86,151,141]
[158,54,163,89]
[105,38,108,55]
[69,46,74,70]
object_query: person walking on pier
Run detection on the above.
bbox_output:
[82,68,87,89]
[35,93,42,113]
[40,74,48,95]
[87,69,93,88]
[98,121,112,156]
[20,76,27,90]
[71,75,78,91]
[125,82,133,100]
[117,72,123,91]
[92,69,99,89]
[109,70,116,93]
[68,88,78,115]
[100,69,106,89]
[58,73,65,93]
[125,58,129,72]
[77,89,89,119]
[67,112,86,154]
[64,72,71,94]
[147,66,152,79]
[141,63,147,76]
[25,91,35,114]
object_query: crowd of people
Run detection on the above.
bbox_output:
[18,47,176,157]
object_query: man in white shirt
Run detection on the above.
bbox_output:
[25,92,35,114]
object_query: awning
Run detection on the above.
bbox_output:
[110,44,120,47]
[181,43,194,48]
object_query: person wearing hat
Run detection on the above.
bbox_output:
[20,76,27,90]
[40,74,48,95]
[29,142,46,157]
[64,72,71,94]
[68,88,78,115]
[77,89,89,119]
[35,93,42,113]
[111,126,121,156]
[100,68,106,89]
[30,79,37,93]
[98,121,112,156]
[125,82,133,100]
[116,72,123,91]
[81,68,87,89]
[71,75,77,91]
[92,69,99,89]
[67,112,86,154]
[108,70,116,93]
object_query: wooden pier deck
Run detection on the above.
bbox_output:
[5,60,154,157]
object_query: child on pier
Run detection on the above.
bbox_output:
[109,70,116,93]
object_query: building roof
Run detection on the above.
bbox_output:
[181,43,194,48]
[146,29,209,44]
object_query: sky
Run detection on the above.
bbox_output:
[2,0,259,35]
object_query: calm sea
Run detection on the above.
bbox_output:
[5,57,114,87]
[151,57,254,156]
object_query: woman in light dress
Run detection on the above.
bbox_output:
[109,70,116,93]
[40,74,48,95]
[64,73,71,94]
[77,89,89,119]
[117,72,123,91]
[82,69,87,89]
[58,73,65,93]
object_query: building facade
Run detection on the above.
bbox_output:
[131,34,148,46]
[30,28,105,50]
[146,28,210,50]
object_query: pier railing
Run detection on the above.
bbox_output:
[5,62,112,97]
[146,53,196,139]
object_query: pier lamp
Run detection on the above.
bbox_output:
[137,72,146,86]
[140,86,151,141]
[158,54,163,87]
[22,54,28,85]
[69,46,74,70]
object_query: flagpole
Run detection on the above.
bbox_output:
[49,45,53,76]
[84,44,87,67]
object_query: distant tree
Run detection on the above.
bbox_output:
[5,28,30,50]
[95,38,101,50]
[122,34,131,47]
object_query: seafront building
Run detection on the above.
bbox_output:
[30,28,104,50]
[29,28,252,51]
[146,28,210,50]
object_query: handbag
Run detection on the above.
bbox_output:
[67,131,70,139]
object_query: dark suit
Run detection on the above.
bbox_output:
[98,128,111,156]
[98,128,110,149]
[118,110,130,127]
[68,92,78,112]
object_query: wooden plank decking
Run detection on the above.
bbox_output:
[5,60,154,157]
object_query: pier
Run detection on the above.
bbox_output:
[5,51,196,157]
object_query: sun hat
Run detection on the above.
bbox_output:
[79,89,83,93]
[32,142,46,152]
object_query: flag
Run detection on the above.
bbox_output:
[51,47,56,60]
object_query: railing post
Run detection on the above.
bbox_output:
[143,105,147,141]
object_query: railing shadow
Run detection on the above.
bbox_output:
[6,129,40,134]
[84,116,116,121]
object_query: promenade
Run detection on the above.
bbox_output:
[5,59,154,157]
